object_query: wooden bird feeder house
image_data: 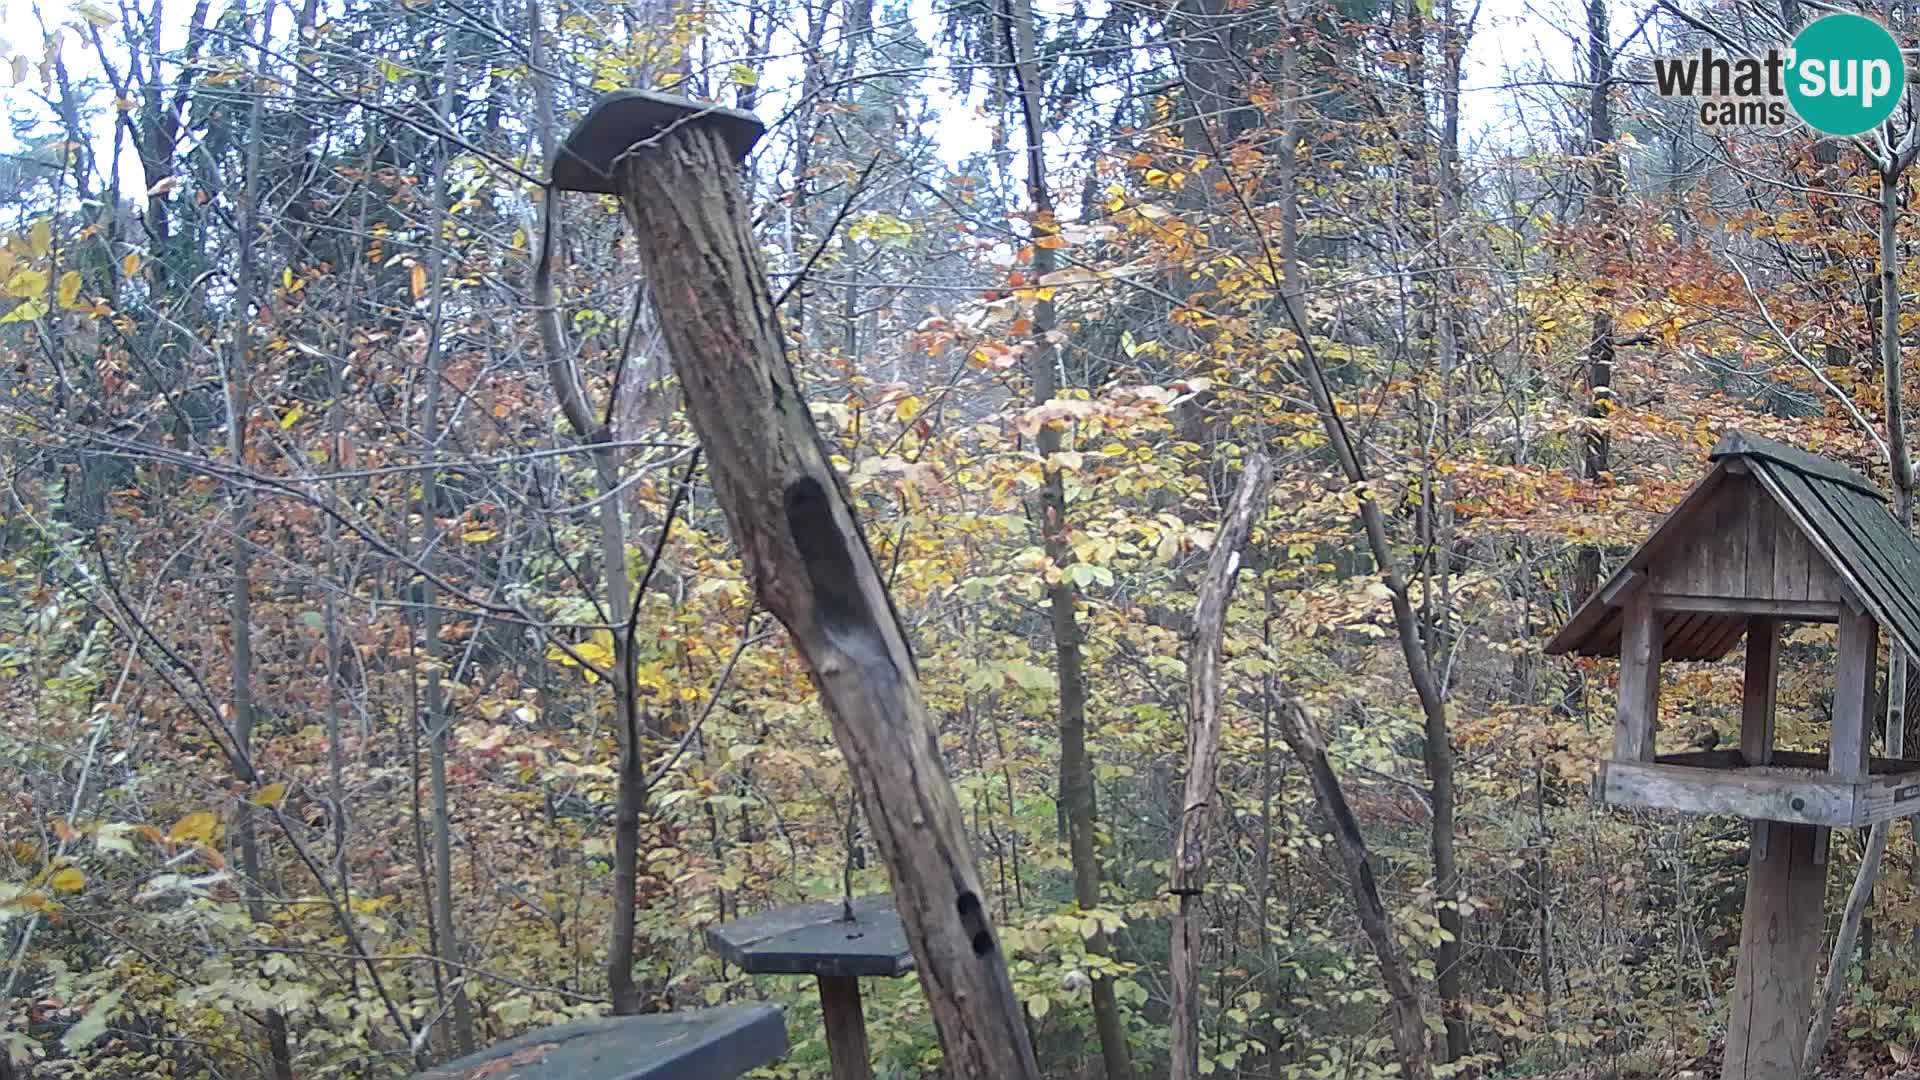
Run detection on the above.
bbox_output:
[1547,431,1920,1080]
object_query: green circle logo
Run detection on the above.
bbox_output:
[1786,14,1906,136]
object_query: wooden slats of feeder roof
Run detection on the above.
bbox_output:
[1546,431,1920,667]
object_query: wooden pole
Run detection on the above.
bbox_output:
[1614,585,1659,762]
[1723,821,1827,1080]
[1170,452,1273,1080]
[555,92,1041,1080]
[817,976,874,1080]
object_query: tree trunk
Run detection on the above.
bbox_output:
[418,24,476,1058]
[601,107,1041,1080]
[526,0,652,1015]
[227,5,291,1076]
[1274,31,1461,1065]
[1171,454,1274,1080]
[1271,690,1433,1080]
[1806,156,1915,1067]
[1578,0,1618,602]
[1001,1,1133,1074]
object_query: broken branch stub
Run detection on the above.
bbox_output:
[560,93,1041,1080]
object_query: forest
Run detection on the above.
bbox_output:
[6,0,1920,1076]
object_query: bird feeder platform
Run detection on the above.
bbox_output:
[1598,749,1920,827]
[707,895,911,1080]
[413,1005,787,1080]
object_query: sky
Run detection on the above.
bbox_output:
[0,0,1636,201]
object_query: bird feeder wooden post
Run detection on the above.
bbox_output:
[707,895,914,1080]
[1547,432,1920,1080]
[550,90,1041,1080]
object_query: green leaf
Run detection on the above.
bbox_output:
[61,988,122,1051]
[0,299,46,323]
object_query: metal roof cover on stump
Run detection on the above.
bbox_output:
[1546,431,1920,666]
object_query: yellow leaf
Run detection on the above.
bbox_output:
[282,267,293,290]
[0,299,46,323]
[279,403,304,428]
[250,782,288,807]
[48,867,84,893]
[410,262,427,299]
[460,527,498,543]
[120,252,139,277]
[56,270,80,308]
[28,218,50,257]
[168,810,218,844]
[6,268,47,298]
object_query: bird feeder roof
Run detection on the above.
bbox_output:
[1546,431,1920,664]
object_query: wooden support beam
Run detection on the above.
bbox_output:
[1833,607,1877,781]
[1653,596,1842,621]
[558,91,1041,1080]
[818,976,874,1080]
[1742,618,1778,767]
[1615,585,1660,762]
[1744,617,1779,860]
[1723,821,1827,1080]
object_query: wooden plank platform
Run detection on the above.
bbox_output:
[414,1006,787,1080]
[707,895,913,978]
[1597,750,1920,826]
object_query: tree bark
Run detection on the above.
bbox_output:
[1170,453,1274,1080]
[607,116,1041,1080]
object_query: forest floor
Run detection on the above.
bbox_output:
[1534,1034,1920,1079]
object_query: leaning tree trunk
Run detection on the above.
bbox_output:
[1171,453,1274,1080]
[1271,690,1433,1079]
[586,103,1041,1080]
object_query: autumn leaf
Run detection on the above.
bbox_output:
[5,269,46,298]
[168,810,218,845]
[410,262,428,299]
[250,782,288,807]
[460,527,498,543]
[120,252,140,277]
[48,867,84,893]
[56,270,80,308]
